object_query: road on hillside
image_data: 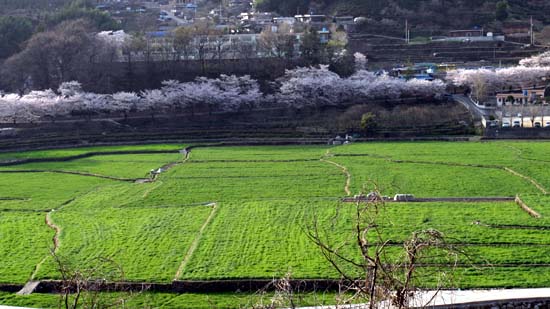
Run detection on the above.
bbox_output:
[159,4,190,25]
[453,94,494,121]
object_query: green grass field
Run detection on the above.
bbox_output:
[0,291,345,309]
[3,141,550,307]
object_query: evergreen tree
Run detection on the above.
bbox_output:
[495,0,509,21]
[0,16,33,59]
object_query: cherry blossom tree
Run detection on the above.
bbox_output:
[111,91,139,118]
[277,66,350,109]
[276,67,444,109]
[0,68,447,123]
[0,93,40,123]
[519,52,550,67]
[447,65,550,95]
[354,52,368,71]
[139,89,166,119]
[209,75,262,111]
[20,89,64,121]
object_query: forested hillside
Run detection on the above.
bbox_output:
[0,0,71,12]
[255,0,550,34]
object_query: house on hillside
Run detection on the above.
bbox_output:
[273,17,296,26]
[503,22,531,39]
[334,16,355,31]
[433,29,504,42]
[390,63,437,80]
[448,29,484,38]
[496,87,547,106]
[294,14,329,24]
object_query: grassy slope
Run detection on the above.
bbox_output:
[3,141,550,297]
[0,153,184,179]
[33,184,213,282]
[0,212,52,283]
[0,172,114,211]
[0,144,184,161]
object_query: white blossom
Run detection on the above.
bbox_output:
[0,68,446,122]
[519,52,550,67]
[447,66,550,93]
[354,52,368,71]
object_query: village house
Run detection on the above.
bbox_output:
[448,29,484,38]
[503,22,531,39]
[294,14,328,24]
[239,12,274,25]
[334,16,355,31]
[273,17,296,26]
[496,87,547,106]
[434,29,504,42]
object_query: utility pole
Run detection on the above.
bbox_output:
[531,16,535,46]
[405,20,410,44]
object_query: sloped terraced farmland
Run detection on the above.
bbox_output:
[3,141,550,307]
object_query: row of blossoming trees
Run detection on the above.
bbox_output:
[3,49,550,123]
[447,52,550,103]
[0,66,446,123]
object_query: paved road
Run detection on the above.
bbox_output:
[453,94,495,121]
[160,4,190,25]
[293,288,550,308]
[138,2,189,25]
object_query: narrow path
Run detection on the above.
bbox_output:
[27,148,191,281]
[342,197,515,203]
[160,149,190,171]
[502,144,550,164]
[16,281,40,295]
[515,195,542,218]
[140,181,164,198]
[29,197,75,280]
[320,158,351,196]
[498,145,550,194]
[45,210,61,251]
[174,202,218,280]
[504,167,548,195]
[135,148,191,183]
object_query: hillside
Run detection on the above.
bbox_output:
[0,0,70,13]
[255,0,550,36]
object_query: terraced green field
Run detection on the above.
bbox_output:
[3,141,550,307]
